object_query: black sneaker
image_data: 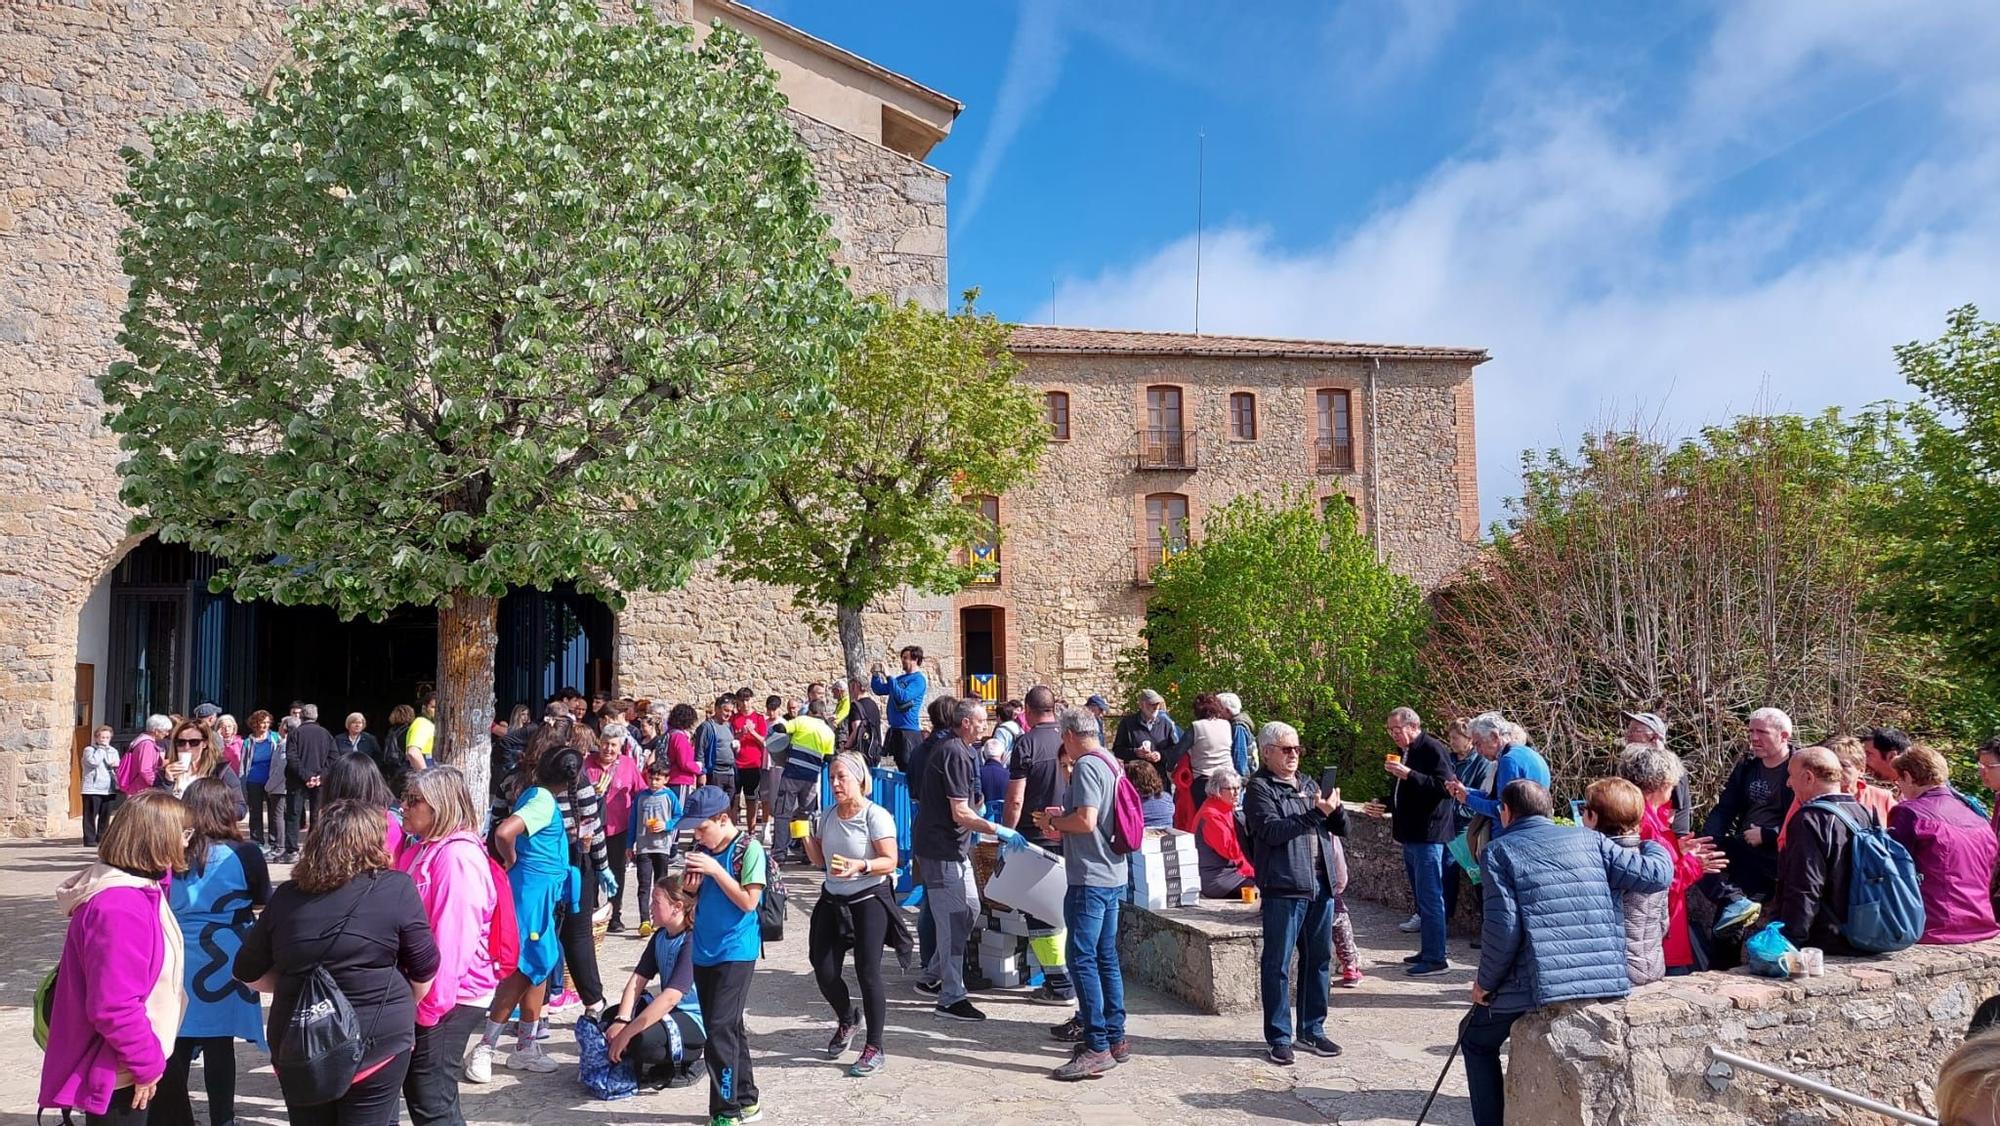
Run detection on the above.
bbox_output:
[1051,1015,1085,1042]
[826,1011,858,1058]
[1402,953,1424,964]
[1406,961,1451,977]
[1268,1043,1295,1066]
[1030,983,1076,1005]
[606,918,625,934]
[1302,1034,1343,1058]
[666,1057,706,1089]
[914,979,942,997]
[935,999,986,1022]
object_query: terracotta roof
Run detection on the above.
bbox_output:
[1008,324,1489,363]
[720,2,962,116]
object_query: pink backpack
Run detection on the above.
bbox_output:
[1081,749,1146,855]
[116,736,157,795]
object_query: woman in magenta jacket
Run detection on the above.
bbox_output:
[1889,746,2000,944]
[395,766,501,1126]
[40,790,190,1124]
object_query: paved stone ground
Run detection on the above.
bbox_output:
[0,837,1476,1124]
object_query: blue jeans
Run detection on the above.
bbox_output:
[1064,884,1126,1053]
[1259,891,1333,1047]
[1461,1005,1524,1126]
[1403,841,1448,965]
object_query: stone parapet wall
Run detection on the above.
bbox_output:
[1508,938,2000,1125]
[1337,814,1482,935]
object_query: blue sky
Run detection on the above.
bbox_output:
[756,1,2000,523]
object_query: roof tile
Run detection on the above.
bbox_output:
[1008,324,1489,363]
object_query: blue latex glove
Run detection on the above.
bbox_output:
[597,868,619,899]
[993,825,1028,853]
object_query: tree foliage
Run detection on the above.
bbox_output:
[724,293,1046,677]
[106,0,865,617]
[1118,494,1428,798]
[1425,412,1933,803]
[1869,306,2000,738]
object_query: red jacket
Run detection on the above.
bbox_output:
[1640,800,1707,969]
[1193,794,1254,880]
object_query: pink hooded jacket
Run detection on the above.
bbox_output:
[39,865,184,1115]
[396,830,501,1027]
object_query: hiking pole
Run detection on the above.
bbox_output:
[1416,1008,1472,1125]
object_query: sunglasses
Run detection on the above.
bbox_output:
[175,737,207,747]
[1270,744,1303,754]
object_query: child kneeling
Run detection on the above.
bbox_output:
[603,883,708,1090]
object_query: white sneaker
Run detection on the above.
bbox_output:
[1398,913,1422,933]
[506,1043,561,1073]
[463,1041,495,1084]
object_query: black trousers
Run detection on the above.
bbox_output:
[152,1035,233,1126]
[403,1004,483,1126]
[289,1048,410,1126]
[885,728,920,773]
[691,960,757,1118]
[617,1009,707,1078]
[603,835,629,926]
[1191,772,1210,809]
[809,890,891,1049]
[83,794,115,846]
[282,783,308,849]
[243,782,270,845]
[634,853,672,914]
[85,1086,148,1126]
[556,892,605,1007]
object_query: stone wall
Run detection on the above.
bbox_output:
[976,352,1480,703]
[0,0,949,835]
[1507,939,2000,1125]
[1337,814,1481,935]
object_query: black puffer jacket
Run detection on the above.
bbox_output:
[1243,767,1349,899]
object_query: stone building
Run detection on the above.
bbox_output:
[0,0,1482,836]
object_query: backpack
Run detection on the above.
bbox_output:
[33,965,56,1050]
[272,885,374,1107]
[730,834,786,944]
[483,852,521,981]
[574,1016,638,1101]
[1813,797,1926,954]
[115,739,152,795]
[1081,749,1146,856]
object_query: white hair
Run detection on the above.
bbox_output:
[1388,706,1422,727]
[345,712,366,727]
[145,714,173,736]
[1257,720,1299,749]
[1467,712,1509,742]
[299,703,319,722]
[1749,707,1794,736]
[1505,722,1529,746]
[217,713,238,735]
[601,721,627,741]
[1209,767,1243,791]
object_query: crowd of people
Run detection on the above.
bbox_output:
[40,643,2000,1126]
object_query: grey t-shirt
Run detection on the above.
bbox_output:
[819,799,897,896]
[1064,752,1124,889]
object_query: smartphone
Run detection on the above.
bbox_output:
[1319,766,1340,795]
[1569,798,1588,824]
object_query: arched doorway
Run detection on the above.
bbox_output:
[84,538,616,740]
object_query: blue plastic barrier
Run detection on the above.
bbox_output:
[815,765,917,893]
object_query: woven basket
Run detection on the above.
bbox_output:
[971,839,1002,904]
[591,901,612,952]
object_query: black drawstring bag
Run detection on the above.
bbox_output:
[273,882,375,1106]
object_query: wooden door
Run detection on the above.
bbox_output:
[71,664,93,818]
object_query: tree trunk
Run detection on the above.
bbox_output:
[437,592,497,809]
[837,602,868,684]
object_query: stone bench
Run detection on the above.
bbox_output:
[1117,897,1266,1015]
[1508,937,2000,1124]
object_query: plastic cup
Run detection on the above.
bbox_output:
[1385,752,1402,766]
[789,819,810,840]
[1800,947,1825,977]
[1241,886,1260,904]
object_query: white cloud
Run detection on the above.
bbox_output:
[1034,2,2000,523]
[954,0,1066,233]
[1323,0,1463,90]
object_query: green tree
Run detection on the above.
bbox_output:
[104,0,867,793]
[1871,306,2000,737]
[1118,494,1428,796]
[724,294,1046,678]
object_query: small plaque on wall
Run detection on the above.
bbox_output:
[1062,632,1092,672]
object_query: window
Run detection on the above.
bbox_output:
[1315,388,1355,471]
[968,495,1000,582]
[1140,493,1190,583]
[1145,385,1184,435]
[1045,391,1070,440]
[1139,385,1196,469]
[1230,392,1257,440]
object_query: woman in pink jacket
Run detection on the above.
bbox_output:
[40,790,190,1125]
[396,766,502,1126]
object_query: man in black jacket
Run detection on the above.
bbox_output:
[1698,706,1795,931]
[1771,745,1861,954]
[1242,720,1347,1066]
[1364,707,1456,975]
[286,702,337,838]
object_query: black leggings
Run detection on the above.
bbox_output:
[557,896,605,1007]
[604,835,629,925]
[152,1035,234,1126]
[86,1086,147,1126]
[83,794,116,845]
[809,890,891,1049]
[617,1009,707,1075]
[634,853,672,913]
[289,1048,410,1126]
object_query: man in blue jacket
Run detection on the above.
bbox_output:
[1446,712,1549,840]
[1464,780,1673,1126]
[871,646,929,773]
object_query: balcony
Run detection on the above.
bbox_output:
[1136,428,1200,471]
[1314,435,1355,472]
[1135,541,1189,586]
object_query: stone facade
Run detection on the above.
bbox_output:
[1509,938,2000,1124]
[958,345,1482,703]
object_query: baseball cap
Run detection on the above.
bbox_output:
[677,784,732,827]
[1216,692,1243,717]
[1623,712,1668,742]
[1086,695,1109,710]
[1138,689,1165,705]
[193,702,221,719]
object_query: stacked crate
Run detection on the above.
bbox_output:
[1128,827,1200,909]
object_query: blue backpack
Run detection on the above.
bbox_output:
[1812,798,1925,954]
[574,1017,638,1101]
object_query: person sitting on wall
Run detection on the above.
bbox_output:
[1888,745,2000,945]
[1769,745,1866,954]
